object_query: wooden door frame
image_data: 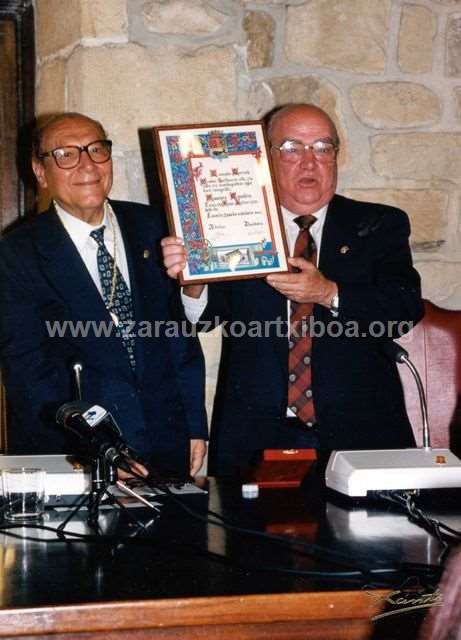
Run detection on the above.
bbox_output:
[0,0,35,451]
[0,0,35,230]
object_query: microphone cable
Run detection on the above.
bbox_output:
[373,490,461,563]
[139,472,444,584]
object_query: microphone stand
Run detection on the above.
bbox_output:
[57,452,160,535]
[325,340,461,497]
[399,352,431,450]
[56,363,161,534]
[382,340,431,449]
[87,456,112,529]
[58,362,114,532]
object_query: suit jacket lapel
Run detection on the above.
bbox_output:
[111,202,151,381]
[33,207,107,319]
[318,194,358,278]
[33,206,133,373]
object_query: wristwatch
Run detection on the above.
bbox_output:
[329,293,339,317]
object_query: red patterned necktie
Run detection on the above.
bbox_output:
[288,215,317,426]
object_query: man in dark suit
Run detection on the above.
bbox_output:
[0,112,207,477]
[162,104,424,475]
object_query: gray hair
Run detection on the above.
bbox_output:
[32,112,108,159]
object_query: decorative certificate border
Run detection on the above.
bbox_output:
[153,120,289,284]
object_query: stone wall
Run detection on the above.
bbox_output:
[34,0,461,418]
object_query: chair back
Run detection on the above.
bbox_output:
[397,300,461,452]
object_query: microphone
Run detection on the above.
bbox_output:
[325,339,461,497]
[381,340,409,364]
[382,339,430,449]
[56,401,133,473]
[72,361,84,400]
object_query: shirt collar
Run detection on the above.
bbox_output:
[54,201,109,252]
[281,203,328,233]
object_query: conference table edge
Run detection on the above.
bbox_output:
[0,589,390,636]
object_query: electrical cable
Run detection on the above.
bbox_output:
[141,476,443,581]
[374,490,461,563]
[0,472,446,584]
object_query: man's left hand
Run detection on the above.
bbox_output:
[190,439,207,477]
[266,257,337,307]
[117,459,149,481]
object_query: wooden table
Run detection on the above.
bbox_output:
[0,478,456,639]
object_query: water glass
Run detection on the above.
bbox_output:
[2,467,46,521]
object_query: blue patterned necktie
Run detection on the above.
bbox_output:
[90,225,136,370]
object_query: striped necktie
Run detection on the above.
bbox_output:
[287,214,317,426]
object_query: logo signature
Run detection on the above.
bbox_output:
[365,577,443,621]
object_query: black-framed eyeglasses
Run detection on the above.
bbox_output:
[38,139,113,169]
[271,139,339,164]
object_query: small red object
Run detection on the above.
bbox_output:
[245,448,317,489]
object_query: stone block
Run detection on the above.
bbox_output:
[241,0,302,3]
[447,15,461,77]
[371,133,461,184]
[343,189,448,248]
[350,82,440,128]
[398,4,436,73]
[416,261,461,309]
[455,87,461,122]
[245,82,274,119]
[110,154,131,202]
[142,0,226,34]
[267,76,349,166]
[36,58,66,115]
[244,11,275,69]
[285,0,391,73]
[36,0,81,57]
[80,0,128,39]
[67,45,237,148]
[398,4,437,73]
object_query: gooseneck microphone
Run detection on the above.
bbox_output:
[56,401,133,473]
[325,339,461,497]
[382,340,431,450]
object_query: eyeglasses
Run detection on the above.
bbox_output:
[38,139,113,169]
[271,139,339,164]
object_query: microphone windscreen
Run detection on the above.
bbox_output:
[382,340,409,363]
[56,401,91,426]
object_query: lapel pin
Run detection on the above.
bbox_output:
[340,245,350,255]
[143,249,151,259]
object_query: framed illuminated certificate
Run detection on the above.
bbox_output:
[153,120,289,284]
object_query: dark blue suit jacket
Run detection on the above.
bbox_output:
[0,200,207,473]
[200,195,425,472]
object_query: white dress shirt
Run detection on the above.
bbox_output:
[55,201,131,297]
[181,204,330,417]
[181,204,329,322]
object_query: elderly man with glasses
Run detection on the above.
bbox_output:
[0,112,207,478]
[162,103,424,476]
